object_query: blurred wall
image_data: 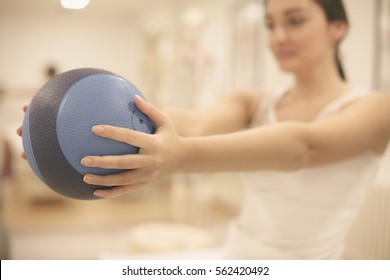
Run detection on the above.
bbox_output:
[0,0,378,94]
[0,0,237,94]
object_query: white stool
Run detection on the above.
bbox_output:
[128,222,214,253]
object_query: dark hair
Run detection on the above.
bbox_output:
[264,0,349,80]
[313,0,349,81]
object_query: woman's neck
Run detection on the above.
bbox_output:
[292,59,350,100]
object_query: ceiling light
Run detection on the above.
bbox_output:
[60,0,90,10]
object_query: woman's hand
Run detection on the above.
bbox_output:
[81,96,184,199]
[16,105,28,159]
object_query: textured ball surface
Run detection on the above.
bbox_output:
[22,68,154,200]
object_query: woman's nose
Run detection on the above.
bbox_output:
[271,26,288,45]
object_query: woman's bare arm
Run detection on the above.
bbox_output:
[174,92,389,172]
[81,92,390,198]
[165,90,261,136]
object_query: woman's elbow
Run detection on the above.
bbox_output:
[279,143,312,172]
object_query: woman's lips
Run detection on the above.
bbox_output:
[276,50,296,61]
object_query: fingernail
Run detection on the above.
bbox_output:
[135,95,144,102]
[81,157,92,166]
[92,126,105,134]
[93,190,104,197]
[83,174,95,184]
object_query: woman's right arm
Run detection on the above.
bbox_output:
[164,90,262,137]
[16,91,262,155]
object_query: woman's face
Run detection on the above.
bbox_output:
[265,0,341,74]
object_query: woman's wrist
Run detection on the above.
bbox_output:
[174,136,191,174]
[174,136,212,174]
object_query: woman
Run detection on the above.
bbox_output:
[21,0,390,259]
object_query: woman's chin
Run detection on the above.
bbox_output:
[276,59,301,73]
[278,64,297,74]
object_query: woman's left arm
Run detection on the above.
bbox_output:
[82,93,390,198]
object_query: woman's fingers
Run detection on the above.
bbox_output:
[135,95,170,128]
[92,125,152,148]
[82,99,178,199]
[17,106,28,159]
[17,106,26,137]
[17,126,26,159]
[81,154,149,170]
[83,168,150,187]
[94,183,145,199]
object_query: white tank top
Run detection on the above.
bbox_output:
[224,87,381,259]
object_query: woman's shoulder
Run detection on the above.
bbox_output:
[229,89,272,119]
[351,88,390,105]
[350,85,388,96]
[365,90,390,114]
[340,86,389,108]
[367,89,390,98]
[230,87,295,122]
[341,88,390,130]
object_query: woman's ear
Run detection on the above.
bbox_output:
[330,20,348,44]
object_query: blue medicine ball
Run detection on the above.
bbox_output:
[22,68,154,200]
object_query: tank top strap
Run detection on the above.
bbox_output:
[251,88,287,126]
[252,86,372,126]
[314,87,372,121]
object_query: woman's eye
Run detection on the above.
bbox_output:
[265,22,274,30]
[289,18,305,26]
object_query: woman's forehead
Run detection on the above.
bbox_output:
[265,0,317,16]
[265,0,323,18]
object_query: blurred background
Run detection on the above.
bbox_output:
[0,0,389,259]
